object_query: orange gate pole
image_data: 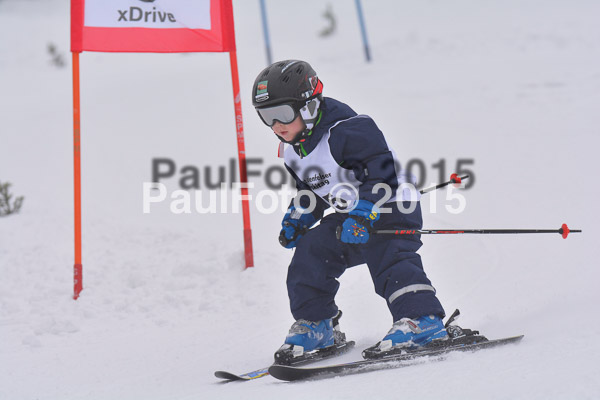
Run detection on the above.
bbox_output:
[72,51,83,299]
[229,50,254,268]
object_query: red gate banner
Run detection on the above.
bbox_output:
[69,0,253,300]
[71,0,235,53]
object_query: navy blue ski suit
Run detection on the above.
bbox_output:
[283,97,445,323]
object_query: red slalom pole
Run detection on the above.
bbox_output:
[373,223,581,239]
[229,50,254,268]
[72,51,83,300]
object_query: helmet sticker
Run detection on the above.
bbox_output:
[256,80,268,95]
[255,80,269,102]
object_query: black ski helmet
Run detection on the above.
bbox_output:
[252,60,323,141]
[252,60,323,108]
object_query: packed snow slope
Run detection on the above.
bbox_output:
[1,0,599,399]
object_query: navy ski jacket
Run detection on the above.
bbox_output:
[285,97,400,220]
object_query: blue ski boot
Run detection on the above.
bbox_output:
[274,311,350,365]
[362,315,448,359]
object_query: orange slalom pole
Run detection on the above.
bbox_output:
[72,52,83,299]
[229,51,254,268]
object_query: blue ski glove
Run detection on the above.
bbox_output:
[279,206,318,249]
[339,200,380,244]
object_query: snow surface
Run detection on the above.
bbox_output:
[1,0,599,399]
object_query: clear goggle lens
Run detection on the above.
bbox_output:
[256,103,298,127]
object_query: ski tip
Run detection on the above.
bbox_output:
[215,368,270,381]
[214,371,238,380]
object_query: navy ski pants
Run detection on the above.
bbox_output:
[286,202,445,323]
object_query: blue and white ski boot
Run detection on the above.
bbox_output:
[362,315,448,359]
[274,311,351,365]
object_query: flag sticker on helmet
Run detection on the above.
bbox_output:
[255,80,269,102]
[256,81,268,95]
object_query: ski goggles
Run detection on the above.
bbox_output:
[255,102,301,127]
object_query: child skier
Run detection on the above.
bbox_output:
[252,60,447,360]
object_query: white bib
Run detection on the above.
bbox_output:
[284,115,419,211]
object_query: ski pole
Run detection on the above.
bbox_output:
[420,173,468,194]
[280,174,468,247]
[352,223,581,239]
